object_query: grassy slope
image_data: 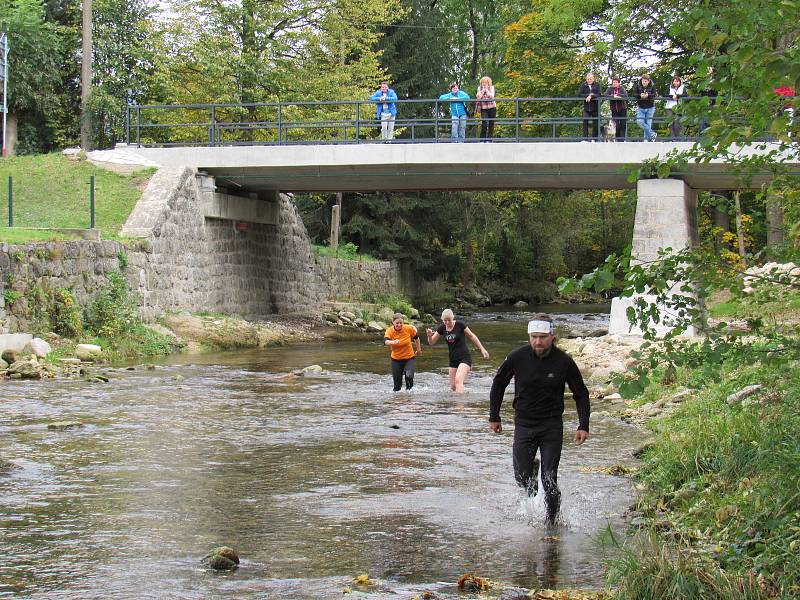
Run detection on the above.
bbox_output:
[0,153,154,241]
[609,290,800,598]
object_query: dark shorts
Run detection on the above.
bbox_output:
[449,354,472,369]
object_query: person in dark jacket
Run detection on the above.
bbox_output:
[578,72,601,139]
[604,76,628,140]
[631,73,657,141]
[488,314,590,525]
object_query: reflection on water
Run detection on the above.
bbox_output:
[0,309,644,599]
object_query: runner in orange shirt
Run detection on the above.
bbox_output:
[384,313,422,391]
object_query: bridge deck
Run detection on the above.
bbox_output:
[120,142,794,193]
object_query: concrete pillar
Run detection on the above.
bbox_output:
[608,179,699,336]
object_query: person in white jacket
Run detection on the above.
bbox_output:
[665,76,685,139]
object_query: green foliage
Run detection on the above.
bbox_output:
[51,287,83,337]
[85,270,138,338]
[361,291,415,316]
[313,242,374,261]
[563,247,800,397]
[3,289,22,305]
[116,250,128,270]
[88,324,177,360]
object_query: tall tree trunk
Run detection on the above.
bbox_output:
[734,191,747,266]
[766,192,785,247]
[467,2,479,81]
[241,0,258,138]
[80,0,93,150]
[711,204,730,255]
[462,197,474,287]
[4,113,17,156]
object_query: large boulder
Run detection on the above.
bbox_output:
[75,344,103,360]
[1,349,21,364]
[23,338,52,358]
[202,546,240,571]
[7,358,45,379]
[377,307,396,323]
[162,313,259,348]
[367,321,386,333]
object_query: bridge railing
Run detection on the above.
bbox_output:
[124,96,737,147]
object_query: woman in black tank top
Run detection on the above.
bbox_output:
[426,308,489,393]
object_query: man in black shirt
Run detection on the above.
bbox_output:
[489,313,590,524]
[578,72,601,140]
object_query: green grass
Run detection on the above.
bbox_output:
[0,153,154,239]
[313,243,378,261]
[608,362,800,598]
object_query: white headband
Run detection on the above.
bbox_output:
[527,319,553,334]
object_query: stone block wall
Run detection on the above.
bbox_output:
[0,240,126,333]
[314,256,399,301]
[0,168,400,333]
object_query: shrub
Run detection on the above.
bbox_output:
[85,271,138,338]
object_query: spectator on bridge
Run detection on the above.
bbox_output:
[476,76,497,141]
[439,82,471,142]
[370,82,398,142]
[384,314,422,392]
[665,76,686,139]
[631,73,657,141]
[775,83,796,137]
[578,72,601,140]
[604,76,628,141]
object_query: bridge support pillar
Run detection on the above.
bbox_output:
[608,178,700,336]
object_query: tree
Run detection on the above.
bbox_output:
[0,0,63,154]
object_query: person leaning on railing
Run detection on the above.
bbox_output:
[664,76,686,139]
[604,76,629,141]
[476,76,497,141]
[578,72,601,140]
[631,73,657,141]
[369,81,398,142]
[439,82,471,142]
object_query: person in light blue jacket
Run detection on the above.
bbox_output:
[439,82,471,142]
[370,82,398,141]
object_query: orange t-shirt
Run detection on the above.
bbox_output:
[384,323,418,360]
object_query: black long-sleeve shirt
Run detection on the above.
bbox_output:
[578,81,601,114]
[489,344,590,431]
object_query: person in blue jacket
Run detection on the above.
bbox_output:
[439,82,471,142]
[370,82,398,141]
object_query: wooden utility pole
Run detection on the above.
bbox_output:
[80,0,93,150]
[330,192,343,251]
[734,191,747,266]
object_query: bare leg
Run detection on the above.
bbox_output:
[453,363,471,393]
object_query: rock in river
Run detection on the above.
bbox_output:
[202,546,240,571]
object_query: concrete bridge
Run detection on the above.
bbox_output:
[120,141,787,193]
[117,141,797,335]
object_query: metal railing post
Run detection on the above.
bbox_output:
[277,103,282,145]
[515,99,520,141]
[209,105,216,146]
[7,175,11,227]
[136,106,141,146]
[89,175,95,229]
[126,106,131,145]
[355,102,360,143]
[435,101,439,142]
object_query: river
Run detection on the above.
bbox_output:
[0,307,647,598]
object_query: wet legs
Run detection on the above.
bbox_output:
[391,358,415,391]
[513,420,563,524]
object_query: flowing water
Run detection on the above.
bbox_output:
[0,307,647,599]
